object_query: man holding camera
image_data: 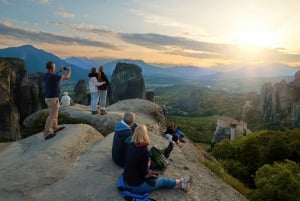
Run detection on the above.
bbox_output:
[43,61,71,140]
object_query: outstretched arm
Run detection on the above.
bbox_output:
[60,66,71,80]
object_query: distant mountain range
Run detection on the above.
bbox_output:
[65,57,217,84]
[0,45,299,86]
[0,45,88,82]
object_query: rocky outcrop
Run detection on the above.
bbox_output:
[146,91,155,102]
[240,92,259,119]
[23,99,166,136]
[108,62,145,105]
[169,89,203,113]
[0,99,249,201]
[0,58,25,140]
[289,71,300,127]
[74,79,88,105]
[0,58,45,141]
[18,72,44,119]
[244,70,300,128]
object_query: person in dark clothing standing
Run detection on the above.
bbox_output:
[112,112,136,167]
[43,61,71,140]
[98,66,109,115]
[122,124,192,194]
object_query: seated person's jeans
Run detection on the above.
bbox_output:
[124,177,176,194]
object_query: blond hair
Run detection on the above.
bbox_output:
[131,124,150,145]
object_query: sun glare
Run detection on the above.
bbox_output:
[231,17,280,49]
[237,31,277,48]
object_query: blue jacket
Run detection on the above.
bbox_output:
[117,175,155,201]
[112,121,133,167]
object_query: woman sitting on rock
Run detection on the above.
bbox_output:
[120,124,192,195]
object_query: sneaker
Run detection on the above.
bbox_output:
[181,176,192,192]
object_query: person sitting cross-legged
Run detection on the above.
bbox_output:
[120,124,192,195]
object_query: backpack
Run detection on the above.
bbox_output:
[149,146,169,171]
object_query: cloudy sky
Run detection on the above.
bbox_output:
[1,0,300,67]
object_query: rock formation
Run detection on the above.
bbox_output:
[108,62,145,105]
[20,72,44,118]
[23,99,166,136]
[0,58,46,140]
[0,58,25,140]
[0,99,249,201]
[74,79,88,105]
[146,91,155,102]
[244,70,300,128]
[169,89,203,113]
[240,91,259,119]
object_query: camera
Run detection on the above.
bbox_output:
[63,66,68,70]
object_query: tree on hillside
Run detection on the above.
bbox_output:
[251,160,300,201]
[243,108,263,131]
[211,129,300,187]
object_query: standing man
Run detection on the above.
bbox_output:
[98,66,109,115]
[43,61,71,140]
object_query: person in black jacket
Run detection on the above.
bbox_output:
[122,124,192,194]
[98,66,109,115]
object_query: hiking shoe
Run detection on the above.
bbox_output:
[181,176,192,192]
[100,109,107,115]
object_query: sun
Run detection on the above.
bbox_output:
[237,31,277,48]
[230,17,279,48]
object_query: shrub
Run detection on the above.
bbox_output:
[251,160,300,201]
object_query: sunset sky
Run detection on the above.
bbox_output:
[1,0,300,67]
